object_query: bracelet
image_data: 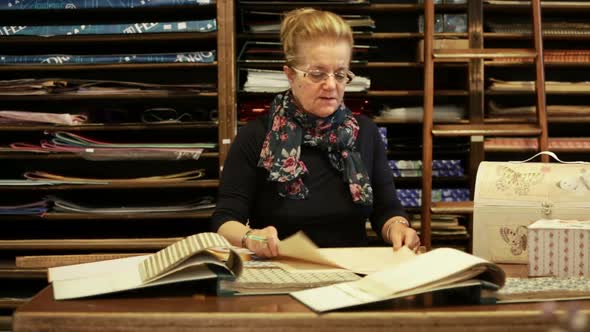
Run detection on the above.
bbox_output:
[241,229,253,248]
[383,218,410,243]
[393,218,410,227]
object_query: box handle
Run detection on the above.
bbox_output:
[511,151,590,165]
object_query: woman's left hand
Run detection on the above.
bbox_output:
[388,222,420,251]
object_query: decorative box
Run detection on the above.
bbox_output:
[528,219,590,277]
[473,161,590,264]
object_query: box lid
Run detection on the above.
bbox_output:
[528,218,590,230]
[474,161,590,205]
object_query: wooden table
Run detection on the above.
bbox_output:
[12,265,590,332]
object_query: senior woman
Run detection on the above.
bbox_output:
[211,8,420,257]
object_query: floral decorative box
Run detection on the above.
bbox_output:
[528,219,590,277]
[473,161,590,264]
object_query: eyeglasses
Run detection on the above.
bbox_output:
[289,66,355,84]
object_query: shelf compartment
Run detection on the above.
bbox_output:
[0,238,182,251]
[0,180,219,191]
[432,123,542,136]
[0,62,217,72]
[431,201,474,215]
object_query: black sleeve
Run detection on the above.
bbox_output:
[367,121,409,236]
[210,119,266,231]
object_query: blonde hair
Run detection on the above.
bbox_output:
[280,8,353,65]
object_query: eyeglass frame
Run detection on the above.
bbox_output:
[288,66,355,85]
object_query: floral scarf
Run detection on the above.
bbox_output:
[258,91,373,205]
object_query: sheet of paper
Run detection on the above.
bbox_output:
[52,261,219,300]
[320,246,415,274]
[275,231,416,274]
[277,232,340,268]
[48,255,148,282]
[52,262,145,300]
[291,248,503,312]
[272,258,345,273]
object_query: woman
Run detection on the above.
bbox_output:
[211,8,419,257]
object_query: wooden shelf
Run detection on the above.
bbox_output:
[485,144,590,153]
[238,3,466,12]
[0,92,217,101]
[238,62,467,69]
[0,152,219,160]
[373,118,467,125]
[486,90,590,95]
[246,90,465,97]
[393,176,469,185]
[433,48,536,60]
[0,62,217,72]
[0,180,219,191]
[484,116,590,124]
[0,210,214,221]
[432,123,541,137]
[0,121,219,131]
[238,32,467,40]
[0,238,181,251]
[370,3,467,12]
[0,268,45,280]
[0,3,217,15]
[485,3,590,11]
[366,90,468,97]
[431,201,474,215]
[364,62,465,68]
[484,32,590,41]
[486,61,590,67]
[0,32,217,45]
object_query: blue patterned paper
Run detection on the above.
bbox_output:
[0,51,216,64]
[390,168,464,177]
[396,188,470,207]
[388,159,464,177]
[0,207,47,215]
[0,0,213,10]
[0,19,216,37]
[377,126,387,150]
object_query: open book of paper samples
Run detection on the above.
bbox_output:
[48,232,506,312]
[49,233,243,300]
[290,246,505,312]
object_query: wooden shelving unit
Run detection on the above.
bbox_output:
[0,1,235,319]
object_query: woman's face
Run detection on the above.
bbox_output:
[284,39,351,118]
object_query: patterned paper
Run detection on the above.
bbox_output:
[0,51,215,65]
[0,0,212,10]
[0,20,216,37]
[389,159,464,177]
[396,188,470,207]
[528,219,590,277]
[498,276,590,300]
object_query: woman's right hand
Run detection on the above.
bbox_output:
[243,226,279,258]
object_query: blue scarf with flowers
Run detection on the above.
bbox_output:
[258,91,373,205]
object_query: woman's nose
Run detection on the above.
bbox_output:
[322,75,338,89]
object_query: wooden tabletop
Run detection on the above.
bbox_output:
[13,264,590,332]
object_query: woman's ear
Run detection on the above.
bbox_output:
[283,65,295,84]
